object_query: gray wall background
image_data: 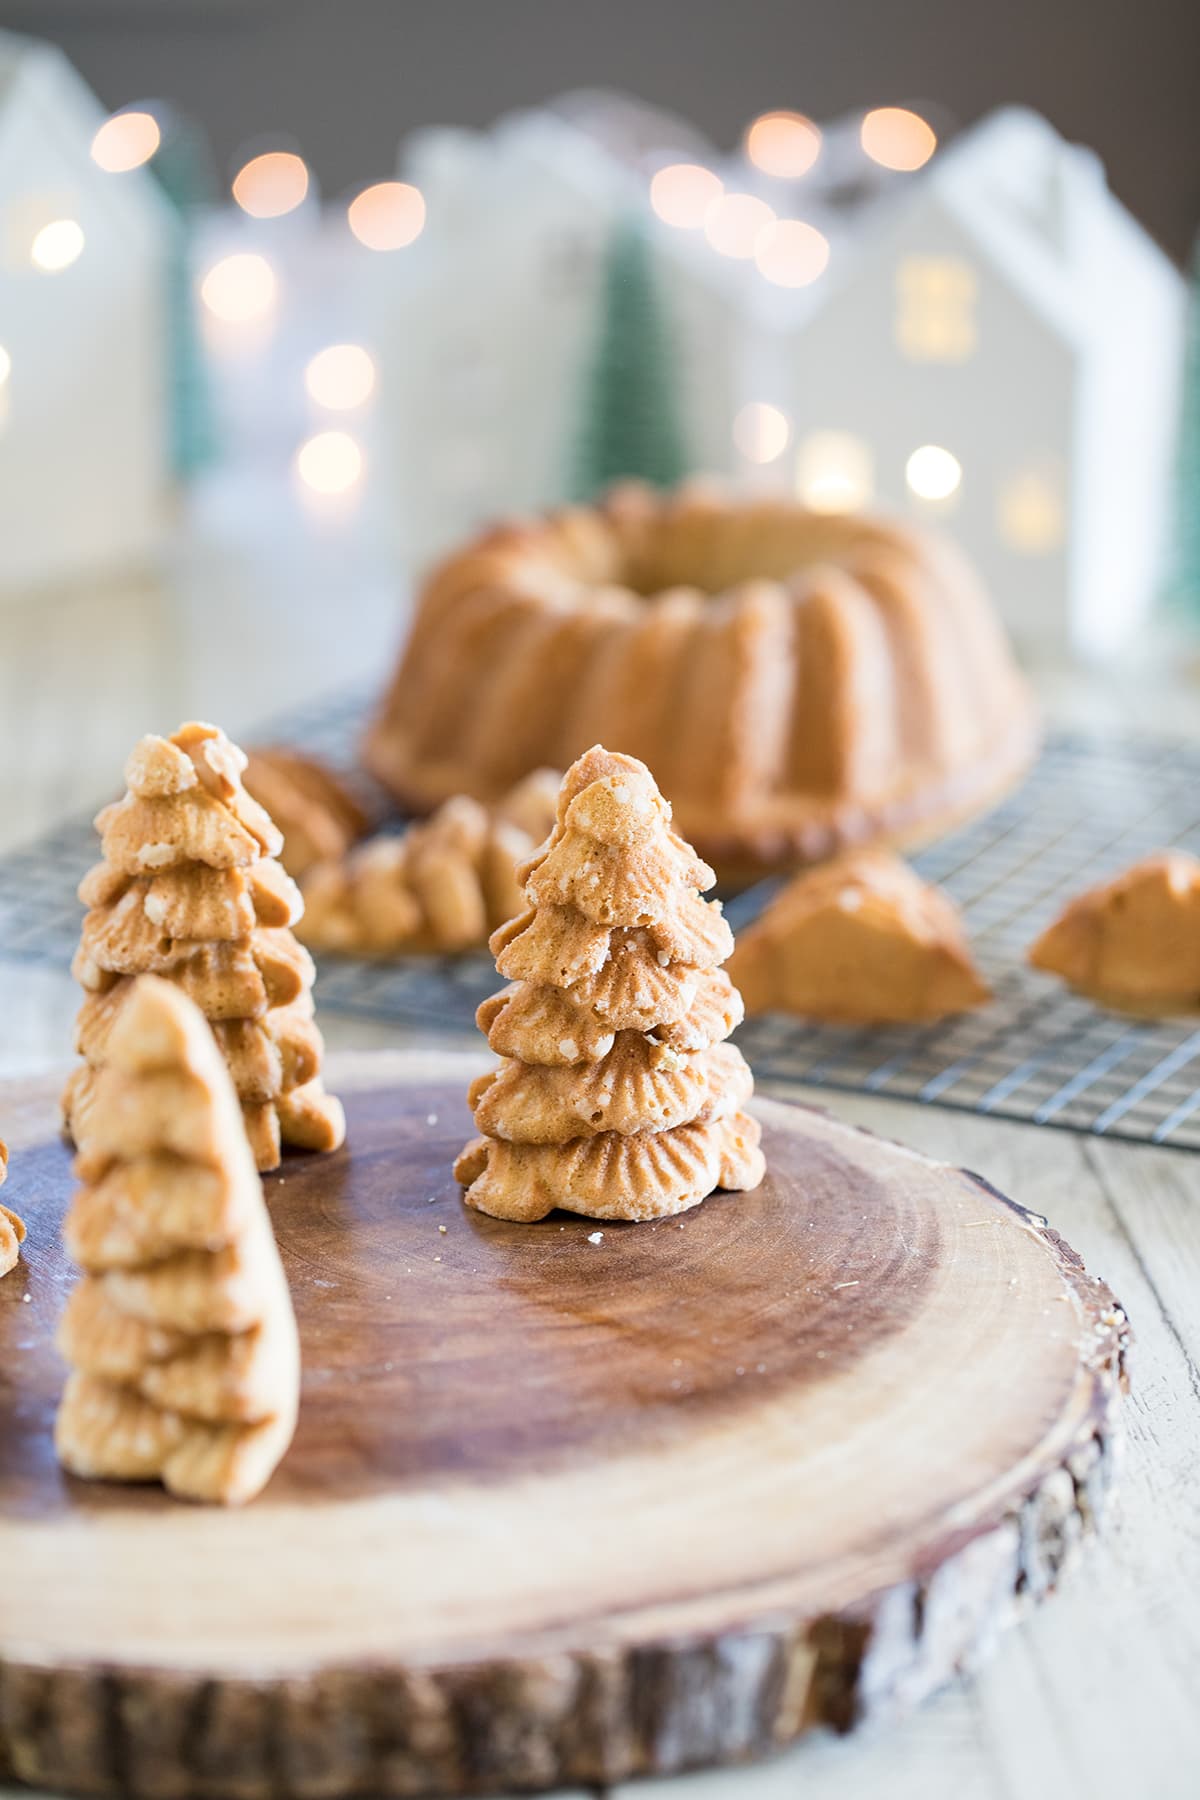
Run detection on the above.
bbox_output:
[5,0,1198,261]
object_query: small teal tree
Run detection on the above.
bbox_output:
[147,107,219,479]
[1169,234,1200,612]
[571,214,689,500]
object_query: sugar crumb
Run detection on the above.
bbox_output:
[587,1231,604,1245]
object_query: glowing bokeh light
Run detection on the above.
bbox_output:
[347,182,425,250]
[733,402,791,464]
[755,218,829,287]
[649,162,723,229]
[31,220,85,271]
[0,345,10,386]
[199,252,277,323]
[305,343,377,411]
[796,432,874,513]
[297,429,364,495]
[703,192,775,260]
[745,111,822,179]
[861,107,937,172]
[91,110,161,173]
[232,151,309,218]
[906,444,962,501]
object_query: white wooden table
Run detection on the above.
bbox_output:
[2,483,1199,1800]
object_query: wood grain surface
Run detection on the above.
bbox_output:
[0,1050,1129,1799]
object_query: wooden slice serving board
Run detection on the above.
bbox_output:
[0,1050,1128,1799]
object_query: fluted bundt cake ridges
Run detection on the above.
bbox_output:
[63,721,344,1173]
[55,976,299,1504]
[729,850,990,1024]
[455,746,765,1222]
[299,770,560,956]
[365,484,1037,873]
[0,1136,24,1279]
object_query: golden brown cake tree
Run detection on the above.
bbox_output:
[1029,850,1200,1014]
[729,851,990,1024]
[55,975,300,1505]
[299,770,560,957]
[0,1139,26,1279]
[455,747,765,1222]
[63,721,344,1173]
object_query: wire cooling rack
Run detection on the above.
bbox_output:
[3,686,1200,1151]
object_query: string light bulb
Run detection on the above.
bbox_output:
[200,252,277,323]
[232,151,309,218]
[755,218,829,287]
[347,182,425,250]
[649,163,723,228]
[305,344,376,411]
[297,430,364,495]
[906,444,962,501]
[733,402,791,464]
[796,432,874,513]
[704,193,775,260]
[861,108,937,172]
[91,110,160,173]
[745,111,822,179]
[31,220,85,271]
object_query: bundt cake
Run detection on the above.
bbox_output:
[364,485,1037,875]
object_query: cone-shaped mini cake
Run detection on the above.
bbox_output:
[455,747,765,1222]
[0,1139,26,1279]
[299,770,560,957]
[56,975,300,1504]
[729,852,990,1024]
[1029,851,1200,1015]
[63,721,345,1173]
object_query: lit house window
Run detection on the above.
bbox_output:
[998,467,1066,553]
[896,256,977,362]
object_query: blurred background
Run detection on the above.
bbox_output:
[8,0,1199,260]
[0,0,1197,767]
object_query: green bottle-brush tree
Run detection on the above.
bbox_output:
[147,107,220,480]
[571,214,689,500]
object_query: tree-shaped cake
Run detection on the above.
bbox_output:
[55,975,300,1504]
[455,747,765,1221]
[64,721,344,1173]
[0,1137,25,1279]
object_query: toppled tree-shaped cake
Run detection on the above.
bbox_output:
[299,770,560,956]
[729,851,990,1024]
[56,975,300,1504]
[1029,850,1200,1014]
[455,747,765,1221]
[0,1138,25,1279]
[63,721,344,1172]
[242,746,373,879]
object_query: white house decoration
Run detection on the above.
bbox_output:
[0,31,172,597]
[366,101,1184,660]
[773,109,1186,659]
[364,109,745,572]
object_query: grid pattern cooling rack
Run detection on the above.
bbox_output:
[3,687,1200,1151]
